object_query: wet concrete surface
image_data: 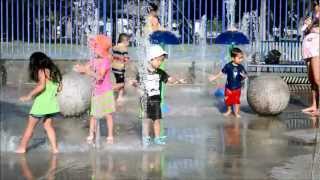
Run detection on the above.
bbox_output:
[0,61,318,179]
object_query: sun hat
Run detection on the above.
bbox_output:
[147,45,168,61]
[88,34,112,58]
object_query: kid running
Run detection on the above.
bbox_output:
[16,52,62,154]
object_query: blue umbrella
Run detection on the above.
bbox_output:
[149,31,180,45]
[215,31,250,45]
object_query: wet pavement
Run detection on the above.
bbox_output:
[0,59,318,179]
[1,81,318,180]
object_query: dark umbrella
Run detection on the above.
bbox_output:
[149,31,180,45]
[214,30,250,45]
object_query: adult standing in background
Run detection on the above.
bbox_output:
[301,1,320,116]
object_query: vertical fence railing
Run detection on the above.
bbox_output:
[49,0,51,50]
[22,0,24,47]
[0,0,2,44]
[6,0,8,47]
[32,0,35,44]
[11,0,14,50]
[16,0,19,48]
[0,0,309,61]
[43,0,46,50]
[210,0,213,45]
[187,0,190,44]
[216,0,219,37]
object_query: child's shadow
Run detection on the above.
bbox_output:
[26,138,47,152]
[213,97,227,113]
[240,105,255,115]
[98,119,141,137]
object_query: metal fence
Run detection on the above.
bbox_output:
[0,0,314,60]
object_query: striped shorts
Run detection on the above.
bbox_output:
[91,90,115,118]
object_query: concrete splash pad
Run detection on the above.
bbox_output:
[284,129,319,144]
[270,154,320,180]
[0,59,319,179]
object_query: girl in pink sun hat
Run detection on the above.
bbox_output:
[74,34,116,145]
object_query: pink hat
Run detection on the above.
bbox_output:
[88,34,112,58]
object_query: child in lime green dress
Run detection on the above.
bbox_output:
[16,52,62,154]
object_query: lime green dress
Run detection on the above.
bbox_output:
[30,80,60,116]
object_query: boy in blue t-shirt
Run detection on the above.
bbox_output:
[209,47,247,118]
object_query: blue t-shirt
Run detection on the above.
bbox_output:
[222,62,247,90]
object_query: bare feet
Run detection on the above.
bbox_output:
[302,106,317,113]
[86,135,94,145]
[116,97,124,105]
[311,111,320,117]
[235,113,241,118]
[223,111,232,117]
[303,110,319,117]
[106,137,114,144]
[52,149,59,154]
[15,148,26,154]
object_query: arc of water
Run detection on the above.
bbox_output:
[135,32,152,147]
[76,0,101,148]
[225,0,236,30]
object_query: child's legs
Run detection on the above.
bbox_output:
[225,88,240,115]
[153,119,161,138]
[89,117,97,137]
[234,104,240,114]
[105,114,113,138]
[16,116,39,151]
[117,84,125,100]
[223,106,232,116]
[232,89,241,114]
[224,88,232,113]
[113,72,125,99]
[225,106,232,113]
[146,100,161,137]
[43,118,58,152]
[113,83,125,92]
[143,119,151,137]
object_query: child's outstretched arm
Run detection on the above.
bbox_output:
[124,55,130,64]
[240,66,248,80]
[20,70,46,102]
[240,72,247,79]
[128,74,145,95]
[73,62,90,74]
[208,71,223,82]
[167,76,186,84]
[129,73,140,88]
[74,62,106,81]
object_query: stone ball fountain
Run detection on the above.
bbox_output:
[247,75,290,115]
[57,72,93,117]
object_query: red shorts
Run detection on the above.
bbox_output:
[224,88,241,106]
